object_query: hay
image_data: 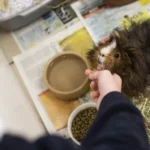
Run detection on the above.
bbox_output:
[132,87,150,141]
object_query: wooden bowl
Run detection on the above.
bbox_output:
[44,52,89,101]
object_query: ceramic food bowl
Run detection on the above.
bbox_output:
[44,52,89,100]
[68,103,97,145]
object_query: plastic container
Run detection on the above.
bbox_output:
[0,0,57,30]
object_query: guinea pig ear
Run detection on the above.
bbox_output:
[124,53,131,65]
[111,30,120,40]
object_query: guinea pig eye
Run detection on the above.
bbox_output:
[114,54,120,59]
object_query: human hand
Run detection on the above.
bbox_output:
[99,36,110,45]
[85,69,122,108]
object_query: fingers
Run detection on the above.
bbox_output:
[90,90,99,100]
[100,36,110,44]
[85,69,98,89]
[90,81,98,90]
[85,69,93,76]
[113,74,122,84]
[97,66,104,71]
[89,71,99,80]
[97,70,112,84]
[100,40,106,44]
[113,74,122,91]
[86,68,122,109]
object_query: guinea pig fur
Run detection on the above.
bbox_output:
[87,19,150,97]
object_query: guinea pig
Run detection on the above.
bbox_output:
[87,19,150,97]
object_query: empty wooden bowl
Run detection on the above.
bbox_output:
[44,52,89,101]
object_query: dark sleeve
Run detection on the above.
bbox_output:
[82,92,149,150]
[0,134,78,150]
[0,92,149,150]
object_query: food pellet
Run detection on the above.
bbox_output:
[71,107,97,143]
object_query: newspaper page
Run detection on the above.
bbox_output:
[12,11,65,51]
[13,23,94,137]
[71,1,150,44]
[12,1,103,52]
[13,0,150,138]
[12,8,81,52]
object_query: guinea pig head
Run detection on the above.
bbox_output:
[96,31,149,97]
[97,38,131,75]
[87,27,150,97]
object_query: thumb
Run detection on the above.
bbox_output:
[113,74,122,91]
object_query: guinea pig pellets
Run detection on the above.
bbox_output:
[71,108,98,143]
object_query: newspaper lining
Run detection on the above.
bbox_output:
[13,40,62,134]
[13,1,150,138]
[13,22,93,137]
[71,1,150,44]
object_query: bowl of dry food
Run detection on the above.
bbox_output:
[68,103,98,145]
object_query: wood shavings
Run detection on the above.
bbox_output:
[0,0,8,11]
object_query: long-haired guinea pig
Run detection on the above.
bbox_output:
[87,19,150,97]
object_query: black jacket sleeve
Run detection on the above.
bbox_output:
[0,92,149,150]
[82,92,149,150]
